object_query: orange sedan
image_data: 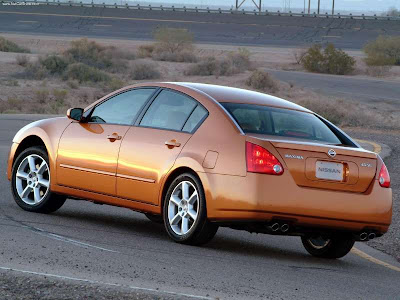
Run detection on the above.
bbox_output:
[7,83,392,259]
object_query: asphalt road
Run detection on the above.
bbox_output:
[0,5,400,49]
[267,69,400,106]
[1,114,400,299]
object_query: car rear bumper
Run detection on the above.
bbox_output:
[202,172,392,234]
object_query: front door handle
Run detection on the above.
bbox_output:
[107,133,122,142]
[165,140,181,148]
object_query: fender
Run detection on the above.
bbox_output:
[8,117,72,186]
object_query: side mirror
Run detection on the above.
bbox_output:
[67,108,84,121]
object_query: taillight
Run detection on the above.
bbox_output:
[378,162,391,188]
[246,142,284,175]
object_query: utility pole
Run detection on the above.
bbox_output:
[317,0,320,14]
[332,0,335,15]
[308,0,311,14]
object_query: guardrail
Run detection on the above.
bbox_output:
[1,0,400,21]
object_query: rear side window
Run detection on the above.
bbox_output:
[222,103,341,144]
[182,105,208,133]
[140,90,197,131]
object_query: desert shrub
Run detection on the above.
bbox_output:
[35,89,50,104]
[53,89,68,104]
[363,36,400,66]
[0,97,24,113]
[152,49,198,63]
[24,62,49,80]
[293,47,307,65]
[228,48,251,71]
[0,37,30,53]
[130,62,161,80]
[137,44,155,58]
[39,55,70,74]
[2,79,19,86]
[185,57,219,76]
[246,70,278,92]
[65,63,111,83]
[366,65,392,77]
[16,55,29,67]
[302,44,355,75]
[153,27,193,53]
[64,38,134,71]
[67,80,79,89]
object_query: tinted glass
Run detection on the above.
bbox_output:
[140,90,197,131]
[89,89,155,125]
[182,105,208,133]
[222,103,341,144]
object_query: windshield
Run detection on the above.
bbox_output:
[222,103,342,144]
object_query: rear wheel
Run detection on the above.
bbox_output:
[163,173,218,245]
[11,146,66,214]
[301,234,355,259]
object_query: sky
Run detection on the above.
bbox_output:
[130,0,400,13]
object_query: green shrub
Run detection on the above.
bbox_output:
[34,89,50,104]
[53,89,68,104]
[363,36,400,66]
[40,55,70,74]
[185,56,245,77]
[0,37,30,53]
[65,63,111,83]
[24,62,49,80]
[152,49,198,63]
[302,44,355,75]
[130,62,161,80]
[228,48,251,71]
[64,38,134,71]
[153,27,194,53]
[246,70,278,92]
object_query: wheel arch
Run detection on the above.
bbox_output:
[13,135,47,166]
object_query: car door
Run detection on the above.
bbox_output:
[116,89,208,205]
[56,88,156,195]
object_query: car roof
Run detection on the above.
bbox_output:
[172,82,310,113]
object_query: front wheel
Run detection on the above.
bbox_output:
[301,235,355,259]
[11,146,66,214]
[163,173,218,245]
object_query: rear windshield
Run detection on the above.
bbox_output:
[222,103,341,144]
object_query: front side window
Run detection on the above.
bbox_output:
[89,88,155,125]
[222,103,342,144]
[140,90,197,131]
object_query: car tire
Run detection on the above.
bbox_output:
[301,234,355,259]
[145,213,163,224]
[163,173,218,245]
[11,146,66,214]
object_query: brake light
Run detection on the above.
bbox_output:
[378,162,390,188]
[246,142,284,175]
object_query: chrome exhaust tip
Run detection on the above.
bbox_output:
[360,232,368,241]
[368,233,376,240]
[270,223,280,232]
[281,224,289,233]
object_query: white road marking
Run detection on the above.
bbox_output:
[0,266,214,299]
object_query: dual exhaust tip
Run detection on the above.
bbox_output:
[270,222,289,233]
[360,232,376,241]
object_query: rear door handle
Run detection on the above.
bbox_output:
[107,133,122,142]
[165,140,181,148]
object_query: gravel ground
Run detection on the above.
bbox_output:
[346,128,400,262]
[0,270,192,300]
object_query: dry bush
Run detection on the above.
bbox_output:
[67,80,79,89]
[302,44,355,75]
[130,62,161,80]
[0,97,24,113]
[152,49,198,63]
[364,36,400,66]
[153,27,193,53]
[0,37,30,53]
[101,77,126,93]
[53,89,68,104]
[228,48,251,71]
[366,65,392,77]
[34,89,50,104]
[246,70,278,92]
[16,55,29,67]
[293,47,307,65]
[65,63,111,83]
[137,44,155,58]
